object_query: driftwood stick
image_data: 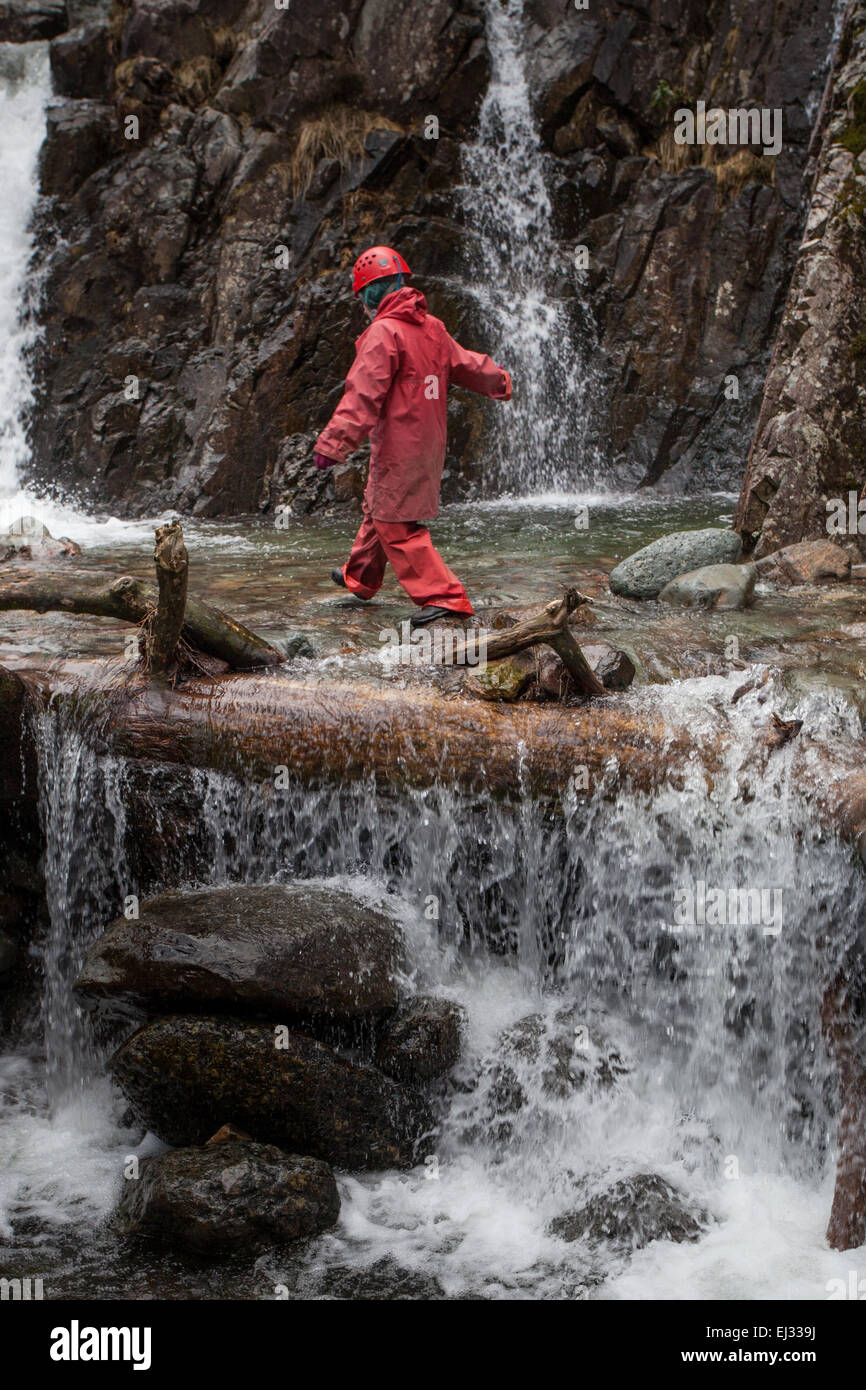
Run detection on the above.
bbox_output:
[148,521,188,674]
[549,625,608,698]
[449,589,607,696]
[0,571,282,670]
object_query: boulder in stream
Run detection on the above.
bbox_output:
[548,1173,708,1249]
[374,996,465,1084]
[115,1140,339,1253]
[609,529,743,600]
[75,882,401,1027]
[658,562,756,611]
[532,644,636,699]
[472,641,634,702]
[110,1014,432,1170]
[470,653,535,702]
[755,539,852,586]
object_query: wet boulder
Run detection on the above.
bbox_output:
[548,1174,708,1249]
[470,653,535,702]
[535,643,635,698]
[756,539,852,586]
[609,529,743,600]
[110,1014,432,1170]
[472,641,634,703]
[658,562,756,611]
[115,1140,339,1253]
[74,882,401,1027]
[374,997,465,1085]
[493,1009,629,1104]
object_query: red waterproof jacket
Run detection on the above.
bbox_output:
[315,287,510,521]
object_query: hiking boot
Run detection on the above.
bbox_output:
[408,605,463,629]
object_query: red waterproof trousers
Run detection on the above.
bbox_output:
[341,509,472,614]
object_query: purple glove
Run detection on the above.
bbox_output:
[314,451,338,470]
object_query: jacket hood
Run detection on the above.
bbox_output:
[374,286,427,324]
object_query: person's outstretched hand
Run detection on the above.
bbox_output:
[313,452,338,470]
[500,370,512,401]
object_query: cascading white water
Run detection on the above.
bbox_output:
[31,702,133,1103]
[0,42,51,511]
[5,667,863,1296]
[460,0,603,496]
[0,43,163,549]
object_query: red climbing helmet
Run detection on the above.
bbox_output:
[352,245,412,295]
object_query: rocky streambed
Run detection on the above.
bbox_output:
[2,501,866,1296]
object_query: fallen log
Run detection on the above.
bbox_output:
[148,520,188,675]
[453,589,607,697]
[20,667,715,803]
[0,570,282,670]
[18,664,866,830]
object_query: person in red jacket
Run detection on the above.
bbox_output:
[314,246,512,627]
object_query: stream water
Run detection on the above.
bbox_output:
[1,21,866,1304]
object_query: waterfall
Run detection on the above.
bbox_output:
[0,41,129,548]
[7,668,862,1296]
[0,42,51,511]
[31,702,133,1104]
[460,0,602,497]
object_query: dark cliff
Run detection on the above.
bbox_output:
[21,0,841,516]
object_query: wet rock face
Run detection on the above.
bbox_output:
[50,23,111,99]
[0,666,44,1029]
[609,528,743,599]
[527,0,837,492]
[115,1140,340,1252]
[0,0,68,43]
[24,0,839,514]
[548,1173,708,1249]
[472,637,634,702]
[28,0,492,517]
[74,882,401,1026]
[658,562,756,610]
[735,3,866,557]
[110,1014,433,1169]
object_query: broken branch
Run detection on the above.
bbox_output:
[450,589,608,696]
[0,570,282,670]
[148,520,188,675]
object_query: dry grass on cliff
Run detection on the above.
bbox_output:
[648,135,775,202]
[710,148,775,200]
[291,107,403,197]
